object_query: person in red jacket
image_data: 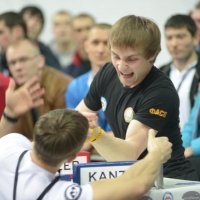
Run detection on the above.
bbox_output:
[0,73,10,117]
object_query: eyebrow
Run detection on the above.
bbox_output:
[111,50,139,58]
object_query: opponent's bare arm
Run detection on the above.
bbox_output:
[91,120,152,161]
[90,129,172,200]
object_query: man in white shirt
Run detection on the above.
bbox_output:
[160,14,200,130]
[0,76,172,200]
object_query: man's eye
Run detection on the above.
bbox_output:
[19,57,29,62]
[92,41,98,45]
[8,61,16,66]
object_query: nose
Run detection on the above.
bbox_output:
[170,37,178,47]
[117,59,128,70]
[97,43,105,53]
[27,18,37,29]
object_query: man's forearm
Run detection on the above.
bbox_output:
[81,142,94,151]
[91,151,162,200]
[122,152,162,192]
[91,130,139,161]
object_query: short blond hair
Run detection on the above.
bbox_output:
[108,15,161,60]
[6,38,40,55]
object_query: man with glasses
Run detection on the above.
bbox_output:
[0,11,62,75]
[5,38,72,140]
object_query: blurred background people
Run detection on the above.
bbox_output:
[0,73,9,117]
[49,11,76,69]
[66,23,112,159]
[160,14,200,130]
[182,91,200,181]
[0,12,27,75]
[6,38,72,139]
[64,13,95,78]
[20,6,62,70]
[191,1,200,53]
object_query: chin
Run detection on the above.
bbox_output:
[16,81,25,86]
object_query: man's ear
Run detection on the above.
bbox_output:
[12,25,25,39]
[149,49,161,63]
[37,55,45,69]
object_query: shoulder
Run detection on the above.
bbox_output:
[159,62,172,73]
[0,133,32,152]
[68,72,90,92]
[102,62,115,72]
[147,67,175,89]
[142,67,178,101]
[42,67,73,86]
[95,62,116,80]
[37,41,52,53]
[74,71,91,83]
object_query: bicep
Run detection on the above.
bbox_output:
[125,120,151,159]
[134,88,179,132]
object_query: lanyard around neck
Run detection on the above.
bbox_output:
[13,150,60,200]
[176,66,195,92]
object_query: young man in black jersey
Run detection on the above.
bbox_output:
[0,76,172,199]
[76,15,198,181]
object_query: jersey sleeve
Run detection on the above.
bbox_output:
[133,86,180,132]
[46,182,93,200]
[84,63,111,111]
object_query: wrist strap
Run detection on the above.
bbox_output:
[91,127,103,142]
[3,112,19,123]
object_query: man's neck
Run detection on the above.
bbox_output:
[77,47,88,61]
[173,51,198,72]
[30,150,61,174]
[91,64,102,75]
[56,40,75,53]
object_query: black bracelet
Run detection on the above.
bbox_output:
[3,112,19,123]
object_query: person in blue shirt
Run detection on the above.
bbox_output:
[182,91,200,180]
[66,23,112,156]
[182,91,200,158]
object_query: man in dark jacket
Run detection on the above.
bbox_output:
[20,6,62,71]
[63,13,95,77]
[160,14,200,130]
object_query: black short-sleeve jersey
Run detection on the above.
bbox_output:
[84,62,194,178]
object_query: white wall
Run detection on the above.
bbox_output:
[0,0,198,67]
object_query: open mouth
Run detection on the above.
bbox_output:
[120,72,134,78]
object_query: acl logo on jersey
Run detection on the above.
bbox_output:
[65,184,82,200]
[101,96,107,112]
[124,107,135,123]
